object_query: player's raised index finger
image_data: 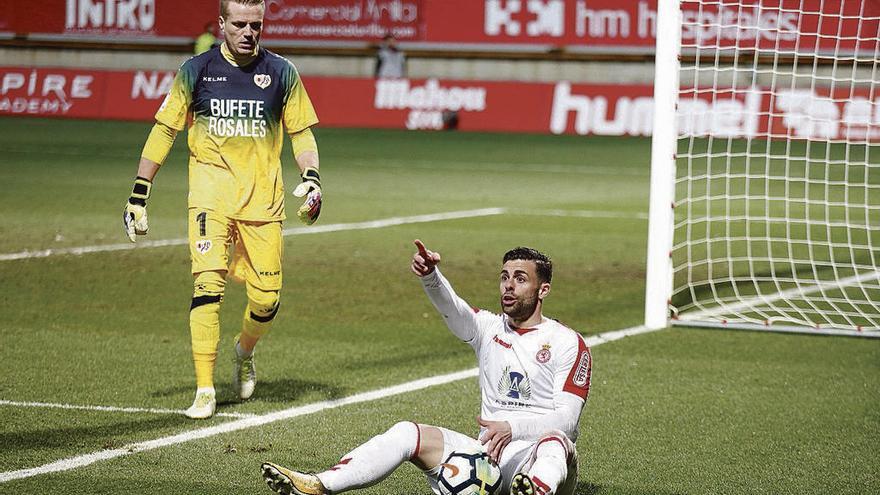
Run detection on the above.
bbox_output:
[414,239,429,258]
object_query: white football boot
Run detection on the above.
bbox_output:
[184,388,216,419]
[261,462,328,495]
[233,338,256,400]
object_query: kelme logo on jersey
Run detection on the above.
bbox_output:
[253,74,271,89]
[498,366,531,400]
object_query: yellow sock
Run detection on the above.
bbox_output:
[191,303,220,388]
[190,271,226,389]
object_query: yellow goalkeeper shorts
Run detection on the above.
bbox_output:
[188,208,283,290]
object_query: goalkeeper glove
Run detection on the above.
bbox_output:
[123,176,152,242]
[292,167,322,225]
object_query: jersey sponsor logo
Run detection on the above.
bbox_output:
[207,98,268,137]
[572,351,590,387]
[536,344,552,363]
[202,76,228,83]
[492,335,512,349]
[498,366,531,401]
[253,74,272,89]
[195,240,212,254]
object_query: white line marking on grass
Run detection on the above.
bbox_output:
[0,324,666,484]
[0,208,507,262]
[514,208,648,220]
[0,207,646,262]
[583,325,661,347]
[0,368,478,484]
[0,400,255,419]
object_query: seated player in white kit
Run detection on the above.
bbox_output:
[261,240,592,495]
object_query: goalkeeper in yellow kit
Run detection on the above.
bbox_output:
[123,0,321,418]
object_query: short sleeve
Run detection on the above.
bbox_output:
[282,63,319,134]
[155,61,194,131]
[557,333,592,401]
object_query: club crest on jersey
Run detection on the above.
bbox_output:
[253,74,271,89]
[498,366,531,400]
[536,344,552,363]
[196,240,212,254]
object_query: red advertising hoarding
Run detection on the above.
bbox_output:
[2,1,876,53]
[262,0,424,41]
[422,0,879,53]
[2,66,878,142]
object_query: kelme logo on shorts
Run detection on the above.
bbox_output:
[253,74,271,89]
[196,240,212,254]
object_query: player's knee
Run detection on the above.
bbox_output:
[537,430,573,460]
[539,430,570,442]
[247,286,280,323]
[191,271,226,310]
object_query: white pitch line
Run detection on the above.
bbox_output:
[0,208,507,262]
[0,368,477,484]
[0,400,256,419]
[514,208,649,220]
[0,325,665,484]
[0,207,646,262]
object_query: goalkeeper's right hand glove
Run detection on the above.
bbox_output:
[123,176,152,242]
[292,167,322,225]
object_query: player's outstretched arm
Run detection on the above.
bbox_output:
[413,240,479,342]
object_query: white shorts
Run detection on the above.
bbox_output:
[424,427,578,495]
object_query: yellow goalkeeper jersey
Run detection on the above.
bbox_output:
[156,45,319,221]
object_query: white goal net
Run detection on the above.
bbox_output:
[647,0,880,336]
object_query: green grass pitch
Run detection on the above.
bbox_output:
[0,117,877,494]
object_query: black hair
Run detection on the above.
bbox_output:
[503,247,552,283]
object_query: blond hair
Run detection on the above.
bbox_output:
[220,0,264,17]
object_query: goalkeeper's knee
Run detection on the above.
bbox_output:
[192,271,226,308]
[242,285,280,339]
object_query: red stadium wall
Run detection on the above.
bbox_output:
[3,1,876,54]
[2,66,878,141]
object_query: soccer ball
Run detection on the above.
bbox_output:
[437,450,502,495]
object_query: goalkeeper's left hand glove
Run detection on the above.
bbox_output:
[123,176,152,242]
[292,167,322,225]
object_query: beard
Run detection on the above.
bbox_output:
[501,291,539,323]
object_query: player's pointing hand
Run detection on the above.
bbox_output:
[411,239,441,276]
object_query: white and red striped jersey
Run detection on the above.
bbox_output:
[420,269,592,443]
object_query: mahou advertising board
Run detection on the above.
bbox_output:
[2,66,878,142]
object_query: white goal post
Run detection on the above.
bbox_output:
[645,0,880,337]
